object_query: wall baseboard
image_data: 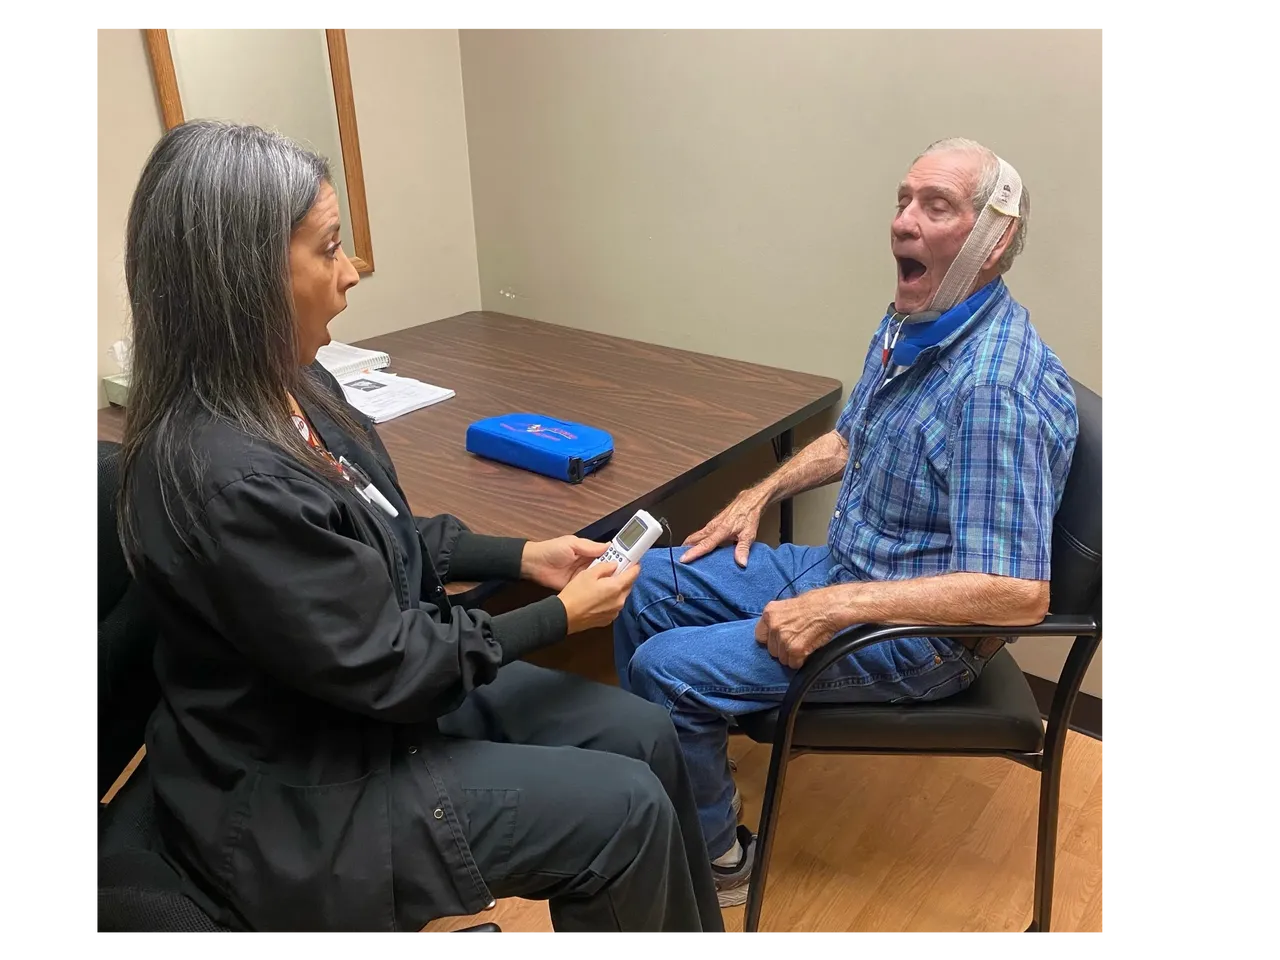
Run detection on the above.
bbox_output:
[1023,672,1101,740]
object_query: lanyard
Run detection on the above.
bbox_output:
[287,395,398,518]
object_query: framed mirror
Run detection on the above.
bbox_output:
[143,29,375,273]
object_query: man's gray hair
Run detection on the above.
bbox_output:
[919,137,1030,274]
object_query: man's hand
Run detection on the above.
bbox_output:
[680,431,849,568]
[681,489,769,567]
[755,589,840,670]
[520,536,609,590]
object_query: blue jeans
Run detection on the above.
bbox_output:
[613,542,987,860]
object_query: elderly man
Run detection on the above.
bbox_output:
[613,138,1079,906]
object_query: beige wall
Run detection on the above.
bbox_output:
[96,29,481,405]
[459,29,1102,695]
[98,30,164,407]
[168,30,353,239]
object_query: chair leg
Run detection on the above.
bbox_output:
[1025,627,1100,931]
[743,743,795,932]
[1027,739,1066,932]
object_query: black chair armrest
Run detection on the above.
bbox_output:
[792,615,1096,698]
[774,614,1099,751]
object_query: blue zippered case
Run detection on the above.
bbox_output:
[465,413,614,483]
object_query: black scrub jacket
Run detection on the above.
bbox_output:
[128,364,567,930]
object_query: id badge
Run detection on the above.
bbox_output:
[338,456,399,518]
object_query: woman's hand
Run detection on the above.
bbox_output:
[520,536,609,590]
[557,561,642,634]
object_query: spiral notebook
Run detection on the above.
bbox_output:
[315,342,392,380]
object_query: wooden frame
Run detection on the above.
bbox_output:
[142,29,375,273]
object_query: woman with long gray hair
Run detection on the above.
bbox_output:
[118,120,723,932]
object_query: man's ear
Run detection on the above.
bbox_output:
[982,218,1018,272]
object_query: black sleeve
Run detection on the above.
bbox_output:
[187,471,561,723]
[415,514,527,583]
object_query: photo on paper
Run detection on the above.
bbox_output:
[337,368,455,423]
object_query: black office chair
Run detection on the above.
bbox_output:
[97,440,501,933]
[738,379,1101,933]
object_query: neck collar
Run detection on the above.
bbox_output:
[886,278,1002,367]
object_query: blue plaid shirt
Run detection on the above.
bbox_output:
[826,278,1078,586]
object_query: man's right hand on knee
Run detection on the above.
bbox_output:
[680,488,768,567]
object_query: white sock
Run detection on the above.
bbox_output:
[713,837,743,868]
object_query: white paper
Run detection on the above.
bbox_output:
[338,370,454,423]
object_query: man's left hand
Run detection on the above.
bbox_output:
[521,536,609,590]
[755,590,840,670]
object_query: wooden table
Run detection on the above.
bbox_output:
[99,311,842,563]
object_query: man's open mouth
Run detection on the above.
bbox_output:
[897,257,927,283]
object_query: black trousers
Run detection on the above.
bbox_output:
[436,661,724,932]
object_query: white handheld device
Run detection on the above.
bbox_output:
[589,509,663,575]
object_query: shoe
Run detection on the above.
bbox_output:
[711,824,756,908]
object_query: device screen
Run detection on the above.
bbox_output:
[616,516,649,551]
